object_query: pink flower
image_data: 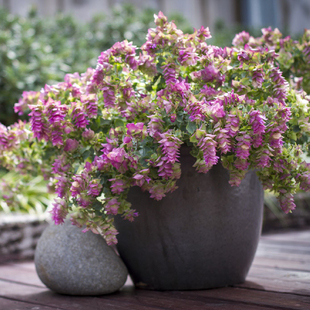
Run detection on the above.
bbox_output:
[50,200,68,225]
[122,209,139,222]
[87,180,102,197]
[82,128,95,140]
[64,139,79,152]
[149,183,166,200]
[249,110,266,135]
[194,132,218,173]
[147,115,164,138]
[126,122,145,136]
[109,178,128,194]
[105,198,120,215]
[71,103,89,128]
[232,31,250,47]
[133,170,151,187]
[235,133,251,159]
[279,192,296,214]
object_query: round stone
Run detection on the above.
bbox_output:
[35,221,128,295]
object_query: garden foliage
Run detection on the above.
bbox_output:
[2,13,310,243]
[0,4,191,126]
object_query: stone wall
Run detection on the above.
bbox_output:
[0,214,48,263]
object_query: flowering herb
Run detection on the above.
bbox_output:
[2,13,310,245]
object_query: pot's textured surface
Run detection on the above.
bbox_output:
[114,147,264,290]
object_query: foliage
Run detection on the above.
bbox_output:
[3,13,310,244]
[0,171,54,216]
[0,121,55,215]
[232,27,310,95]
[0,4,192,126]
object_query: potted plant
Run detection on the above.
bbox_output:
[2,12,310,290]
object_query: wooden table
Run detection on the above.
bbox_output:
[0,230,310,310]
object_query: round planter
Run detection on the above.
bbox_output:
[114,147,264,290]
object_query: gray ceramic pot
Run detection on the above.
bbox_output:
[114,147,264,290]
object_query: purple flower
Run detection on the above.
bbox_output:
[228,169,246,186]
[196,26,211,41]
[50,200,68,225]
[278,192,296,214]
[185,97,206,122]
[102,84,116,108]
[234,158,249,170]
[133,169,151,187]
[126,122,145,136]
[71,104,89,128]
[235,133,251,159]
[122,209,139,222]
[232,31,250,47]
[252,134,263,148]
[149,183,166,200]
[206,99,226,121]
[256,150,271,168]
[105,198,120,215]
[252,68,264,88]
[52,155,70,175]
[87,179,102,197]
[194,132,219,173]
[106,147,128,172]
[46,100,68,125]
[215,127,231,154]
[29,105,49,140]
[249,110,266,135]
[82,128,95,140]
[14,91,39,115]
[147,115,164,138]
[81,94,98,118]
[192,64,224,85]
[158,132,182,164]
[200,86,220,99]
[55,176,69,198]
[51,128,64,146]
[64,139,79,152]
[269,67,289,101]
[0,124,15,150]
[178,47,198,66]
[109,178,128,194]
[225,114,240,137]
[138,54,157,76]
[162,63,178,85]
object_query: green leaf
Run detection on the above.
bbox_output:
[114,119,124,127]
[186,122,196,134]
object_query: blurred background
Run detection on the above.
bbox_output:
[1,0,310,34]
[1,0,310,261]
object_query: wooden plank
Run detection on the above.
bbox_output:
[0,279,289,310]
[0,280,157,310]
[104,286,286,310]
[249,265,310,284]
[238,278,310,296]
[259,239,310,247]
[261,230,310,243]
[0,297,60,310]
[252,256,310,272]
[183,287,310,310]
[0,263,45,287]
[256,242,310,255]
[254,250,310,263]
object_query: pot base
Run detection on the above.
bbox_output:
[114,149,264,290]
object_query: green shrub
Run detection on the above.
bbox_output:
[0,4,192,126]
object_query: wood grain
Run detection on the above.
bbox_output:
[0,229,310,310]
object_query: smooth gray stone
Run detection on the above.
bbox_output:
[35,221,128,295]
